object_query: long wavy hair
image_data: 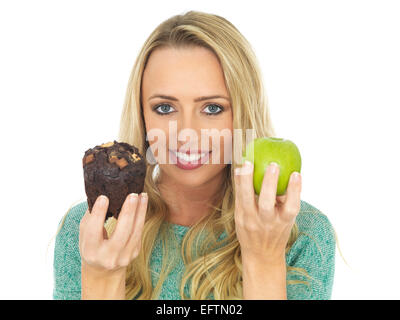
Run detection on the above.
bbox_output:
[96,10,312,300]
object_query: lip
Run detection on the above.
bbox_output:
[169,150,212,170]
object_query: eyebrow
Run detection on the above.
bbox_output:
[148,94,230,102]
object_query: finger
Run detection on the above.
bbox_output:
[258,162,280,220]
[124,192,148,259]
[86,195,109,242]
[233,166,244,226]
[280,171,302,221]
[237,160,257,217]
[109,193,139,247]
[79,209,90,232]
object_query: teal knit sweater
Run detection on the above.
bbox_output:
[53,199,336,300]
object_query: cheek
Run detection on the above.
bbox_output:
[144,112,165,132]
[143,114,170,162]
[206,126,233,165]
[217,130,233,165]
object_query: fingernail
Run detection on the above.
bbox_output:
[241,160,253,174]
[130,193,138,202]
[140,192,148,203]
[244,160,253,168]
[292,172,301,182]
[269,162,279,174]
[234,167,241,175]
[99,195,108,206]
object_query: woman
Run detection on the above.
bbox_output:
[53,10,336,300]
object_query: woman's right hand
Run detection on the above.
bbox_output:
[79,192,148,299]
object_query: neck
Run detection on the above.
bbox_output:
[157,169,226,227]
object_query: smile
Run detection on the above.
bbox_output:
[168,150,212,170]
[172,151,209,162]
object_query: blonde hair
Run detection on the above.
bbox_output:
[100,10,312,300]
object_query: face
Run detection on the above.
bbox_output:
[141,46,233,188]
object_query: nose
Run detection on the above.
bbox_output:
[173,108,204,149]
[177,108,199,131]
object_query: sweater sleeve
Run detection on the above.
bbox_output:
[285,205,336,300]
[53,201,87,300]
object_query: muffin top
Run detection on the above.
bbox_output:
[82,140,143,172]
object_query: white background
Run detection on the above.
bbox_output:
[0,0,399,299]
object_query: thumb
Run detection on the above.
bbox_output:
[91,195,109,238]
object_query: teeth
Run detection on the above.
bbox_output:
[174,151,208,162]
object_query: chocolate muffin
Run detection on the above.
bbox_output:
[82,140,147,219]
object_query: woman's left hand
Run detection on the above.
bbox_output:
[234,160,302,263]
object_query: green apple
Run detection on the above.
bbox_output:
[242,137,301,196]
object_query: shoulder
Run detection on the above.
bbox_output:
[288,200,336,264]
[297,200,335,238]
[54,200,88,255]
[57,200,88,236]
[65,200,88,225]
[53,200,88,299]
[285,200,336,299]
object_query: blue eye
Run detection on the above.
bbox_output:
[152,103,224,116]
[153,104,175,115]
[204,104,223,115]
